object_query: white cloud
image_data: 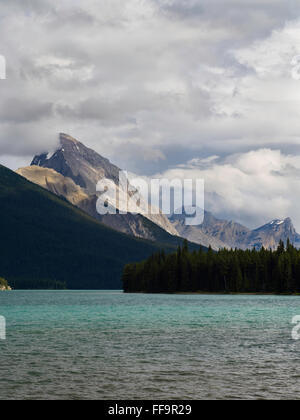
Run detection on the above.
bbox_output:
[158,149,300,230]
[1,1,300,227]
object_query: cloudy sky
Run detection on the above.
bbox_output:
[1,0,300,229]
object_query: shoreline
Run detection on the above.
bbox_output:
[3,289,300,296]
[176,291,300,296]
[125,290,300,296]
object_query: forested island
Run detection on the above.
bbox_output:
[123,240,300,294]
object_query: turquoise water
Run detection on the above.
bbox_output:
[0,291,300,400]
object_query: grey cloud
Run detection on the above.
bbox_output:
[0,0,54,15]
[0,98,53,123]
[154,0,205,19]
[0,0,300,228]
[54,85,212,123]
[158,148,300,230]
[48,7,96,28]
[155,0,300,40]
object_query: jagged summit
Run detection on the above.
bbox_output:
[60,133,79,143]
[254,217,296,236]
[31,133,120,191]
[170,208,250,250]
[248,217,299,249]
[257,218,292,229]
[169,209,300,250]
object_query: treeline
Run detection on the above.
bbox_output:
[123,240,300,294]
[8,278,67,290]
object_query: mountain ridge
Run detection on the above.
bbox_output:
[30,133,178,239]
[169,209,300,250]
[26,133,299,251]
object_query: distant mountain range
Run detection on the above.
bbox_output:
[170,209,300,250]
[16,133,300,253]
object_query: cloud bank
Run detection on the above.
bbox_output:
[158,149,300,229]
[1,0,300,227]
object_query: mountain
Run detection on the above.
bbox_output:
[169,209,300,250]
[244,218,300,250]
[0,164,195,290]
[170,209,250,250]
[26,132,298,252]
[17,165,177,242]
[30,133,178,239]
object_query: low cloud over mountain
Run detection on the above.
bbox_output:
[159,149,300,231]
[1,1,300,229]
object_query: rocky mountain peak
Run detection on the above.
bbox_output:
[31,133,120,192]
[60,133,79,143]
[255,217,296,234]
[243,217,299,250]
[30,133,178,236]
[168,207,300,250]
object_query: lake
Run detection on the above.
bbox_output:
[0,291,300,400]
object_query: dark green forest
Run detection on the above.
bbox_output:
[0,164,197,290]
[123,240,300,294]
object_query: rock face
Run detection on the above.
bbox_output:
[17,166,90,207]
[244,218,300,250]
[17,166,174,241]
[24,134,178,240]
[31,133,121,193]
[170,210,300,250]
[170,209,249,250]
